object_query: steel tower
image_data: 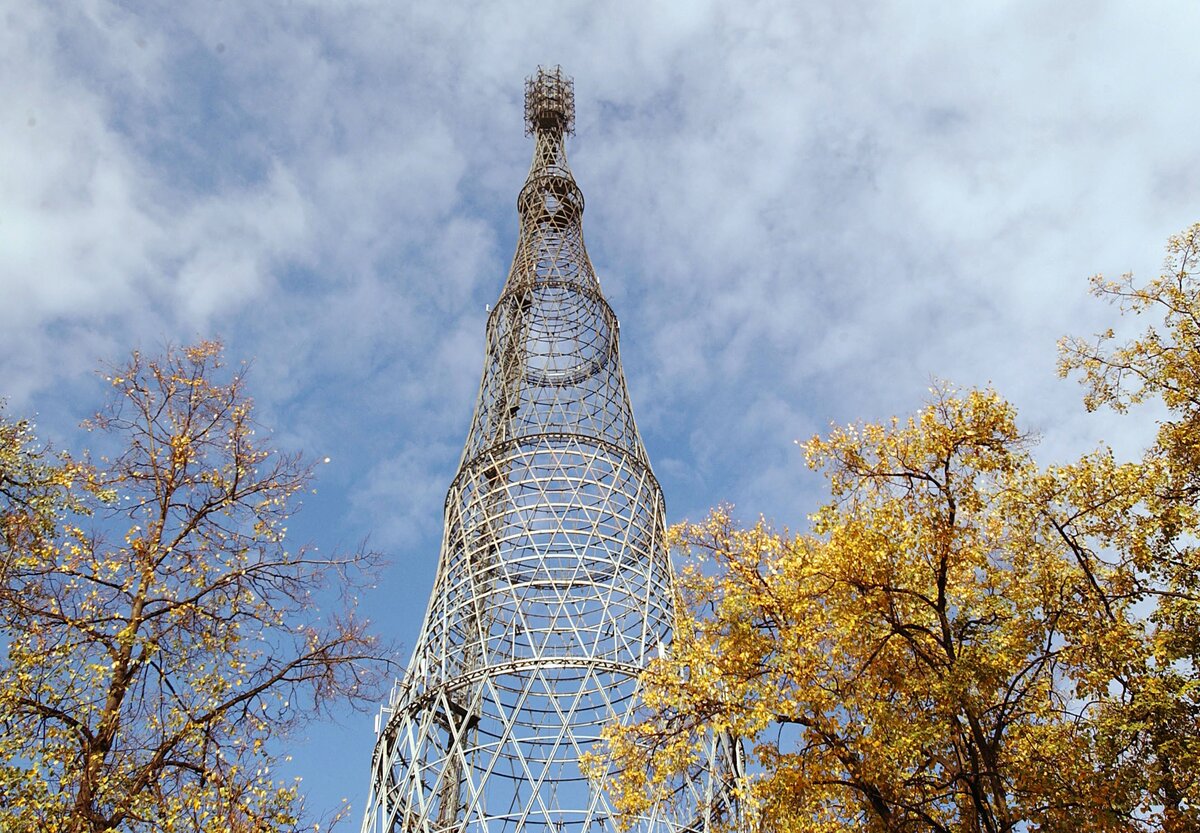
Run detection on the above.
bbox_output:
[361,68,719,833]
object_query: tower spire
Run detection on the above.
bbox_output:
[360,68,724,833]
[524,65,575,138]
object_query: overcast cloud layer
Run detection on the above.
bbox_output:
[4,0,1199,816]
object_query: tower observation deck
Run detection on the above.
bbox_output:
[360,68,726,833]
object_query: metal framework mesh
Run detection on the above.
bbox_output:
[524,65,575,137]
[360,68,732,833]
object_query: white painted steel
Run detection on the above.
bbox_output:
[361,68,733,833]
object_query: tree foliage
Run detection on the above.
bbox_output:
[0,342,386,833]
[0,408,85,594]
[600,223,1200,832]
[603,392,1134,832]
[1056,221,1200,831]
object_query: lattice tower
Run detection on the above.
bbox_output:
[360,67,733,833]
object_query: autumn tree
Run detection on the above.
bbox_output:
[0,342,386,833]
[1055,221,1200,831]
[599,389,1139,832]
[0,408,84,596]
[599,223,1200,833]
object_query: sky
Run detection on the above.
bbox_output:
[4,0,1200,822]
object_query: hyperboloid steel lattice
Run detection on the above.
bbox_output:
[360,67,727,833]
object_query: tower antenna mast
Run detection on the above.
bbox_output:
[360,67,733,833]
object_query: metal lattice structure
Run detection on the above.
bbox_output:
[360,68,732,833]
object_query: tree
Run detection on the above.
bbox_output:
[1056,221,1200,832]
[599,223,1200,833]
[0,342,386,833]
[0,408,84,595]
[600,389,1138,832]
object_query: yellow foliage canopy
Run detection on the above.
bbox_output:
[602,224,1200,833]
[0,342,386,833]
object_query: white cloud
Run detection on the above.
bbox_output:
[7,0,1200,818]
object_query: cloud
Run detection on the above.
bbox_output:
[8,0,1200,818]
[0,3,320,408]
